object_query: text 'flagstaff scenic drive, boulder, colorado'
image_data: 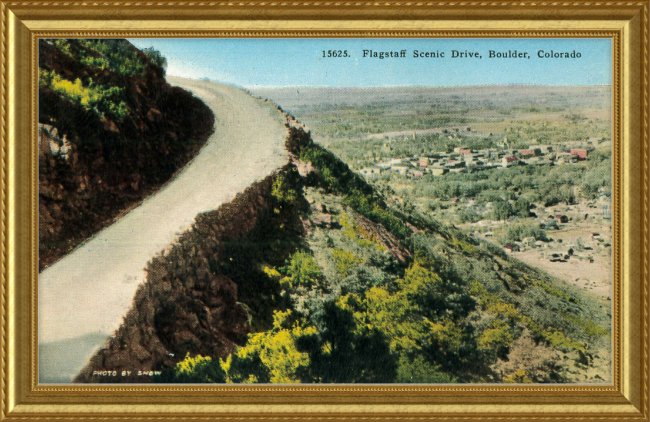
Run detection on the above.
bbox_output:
[358,49,581,59]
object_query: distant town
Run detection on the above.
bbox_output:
[357,130,610,180]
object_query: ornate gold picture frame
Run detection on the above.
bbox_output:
[2,1,649,420]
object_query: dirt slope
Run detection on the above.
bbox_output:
[38,78,289,383]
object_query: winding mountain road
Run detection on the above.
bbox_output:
[38,78,289,383]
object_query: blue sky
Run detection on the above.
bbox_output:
[129,38,611,88]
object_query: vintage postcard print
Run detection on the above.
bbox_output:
[37,37,613,384]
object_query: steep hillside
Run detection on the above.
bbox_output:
[38,39,214,270]
[75,118,610,384]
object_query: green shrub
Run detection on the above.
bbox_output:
[282,252,325,289]
[396,354,456,383]
[295,301,398,383]
[561,312,609,338]
[470,281,585,352]
[499,222,548,244]
[477,319,513,355]
[503,369,533,383]
[53,39,157,77]
[142,47,168,70]
[271,172,298,205]
[344,189,409,239]
[458,208,482,223]
[332,248,363,277]
[533,280,577,303]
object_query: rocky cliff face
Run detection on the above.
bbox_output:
[74,164,306,382]
[38,39,215,270]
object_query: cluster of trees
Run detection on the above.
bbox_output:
[498,222,549,245]
[409,151,611,209]
[52,39,163,77]
[497,120,610,149]
[142,47,168,72]
[311,108,469,140]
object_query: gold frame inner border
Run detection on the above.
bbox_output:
[2,5,648,421]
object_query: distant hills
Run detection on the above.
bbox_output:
[250,85,610,111]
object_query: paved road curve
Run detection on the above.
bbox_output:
[38,78,289,382]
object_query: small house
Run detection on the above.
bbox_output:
[570,149,588,160]
[502,156,518,168]
[428,167,448,176]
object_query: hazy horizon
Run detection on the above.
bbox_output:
[249,83,612,89]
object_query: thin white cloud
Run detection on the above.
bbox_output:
[166,59,239,85]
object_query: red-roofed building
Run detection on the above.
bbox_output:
[570,149,588,160]
[419,159,429,167]
[458,149,472,155]
[520,149,535,156]
[502,156,518,167]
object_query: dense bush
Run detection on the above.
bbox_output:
[52,39,156,76]
[39,69,128,120]
[142,47,167,72]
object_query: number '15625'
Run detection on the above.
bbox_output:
[322,50,349,58]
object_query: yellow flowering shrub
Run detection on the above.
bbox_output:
[332,248,363,277]
[503,369,533,383]
[477,319,513,351]
[222,310,317,383]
